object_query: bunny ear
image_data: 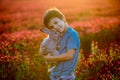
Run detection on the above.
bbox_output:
[40,28,51,34]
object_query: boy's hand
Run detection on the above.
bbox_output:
[40,46,46,54]
[44,54,52,61]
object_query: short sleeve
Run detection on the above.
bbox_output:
[67,32,79,50]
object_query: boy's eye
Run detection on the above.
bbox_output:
[48,26,53,29]
[54,21,57,24]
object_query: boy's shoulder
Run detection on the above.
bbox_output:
[67,27,78,35]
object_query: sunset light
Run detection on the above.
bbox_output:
[0,0,120,80]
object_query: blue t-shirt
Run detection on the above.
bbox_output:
[51,27,80,76]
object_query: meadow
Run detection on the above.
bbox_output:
[0,0,120,80]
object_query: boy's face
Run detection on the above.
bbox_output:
[48,17,66,33]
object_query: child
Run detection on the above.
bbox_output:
[42,7,80,80]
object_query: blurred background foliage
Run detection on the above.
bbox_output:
[0,0,120,80]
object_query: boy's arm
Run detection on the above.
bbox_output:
[44,49,75,62]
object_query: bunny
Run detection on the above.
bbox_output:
[39,28,60,56]
[39,28,61,72]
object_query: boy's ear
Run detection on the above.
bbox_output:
[40,28,51,34]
